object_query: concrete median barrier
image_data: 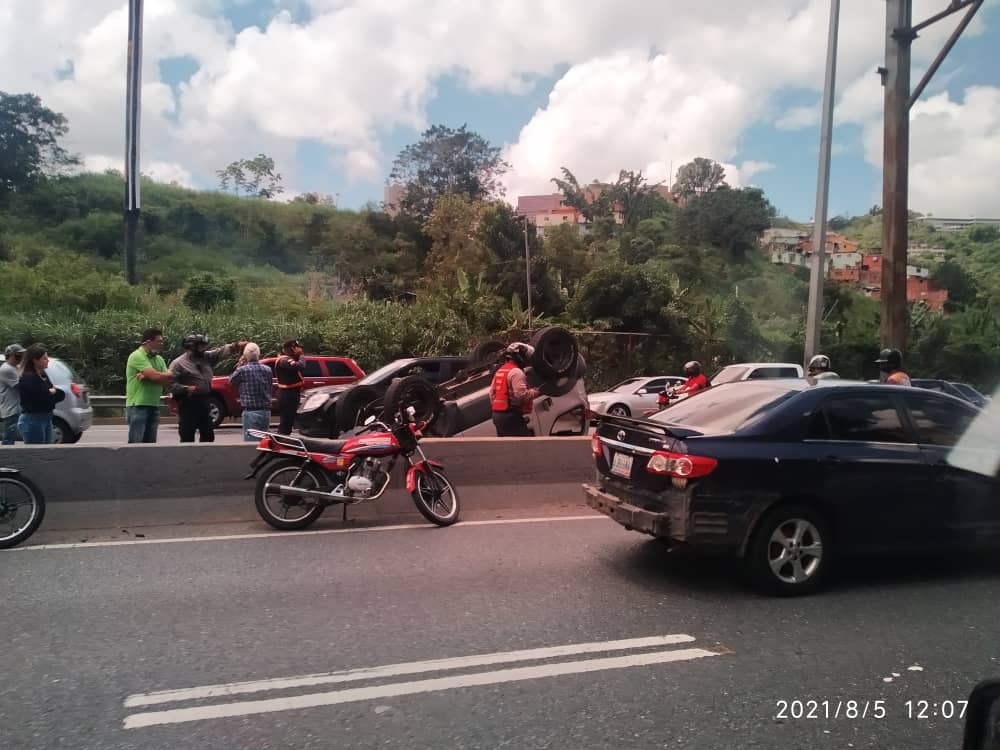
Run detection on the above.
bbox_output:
[2,438,594,532]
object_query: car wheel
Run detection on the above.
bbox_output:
[747,504,833,597]
[51,418,81,444]
[529,326,579,380]
[536,354,587,398]
[208,396,227,428]
[607,404,631,417]
[469,340,506,367]
[335,385,382,433]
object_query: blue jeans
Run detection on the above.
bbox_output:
[127,406,161,444]
[242,409,271,441]
[18,413,53,445]
[1,414,19,445]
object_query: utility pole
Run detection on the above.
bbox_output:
[804,0,841,366]
[879,0,983,351]
[523,215,533,329]
[123,0,144,285]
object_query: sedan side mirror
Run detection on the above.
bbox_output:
[963,678,1000,749]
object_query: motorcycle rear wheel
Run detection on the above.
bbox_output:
[255,460,326,530]
[410,468,460,526]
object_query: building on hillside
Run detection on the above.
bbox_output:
[383,183,405,216]
[516,183,674,235]
[918,216,1000,233]
[799,232,859,255]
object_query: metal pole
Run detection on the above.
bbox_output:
[804,0,840,365]
[124,0,144,285]
[880,0,912,351]
[523,216,533,329]
[908,0,983,108]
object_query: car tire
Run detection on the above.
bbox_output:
[529,326,578,380]
[606,404,631,417]
[208,396,227,428]
[381,375,441,426]
[746,504,833,597]
[335,385,382,433]
[536,354,587,397]
[469,340,506,367]
[51,418,81,444]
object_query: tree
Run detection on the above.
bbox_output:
[671,157,727,198]
[676,186,776,258]
[292,192,336,206]
[183,273,238,311]
[0,92,80,196]
[216,154,284,199]
[389,124,509,222]
[422,194,494,288]
[969,224,1000,243]
[931,259,977,309]
[551,168,615,224]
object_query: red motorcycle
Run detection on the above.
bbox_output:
[245,406,460,530]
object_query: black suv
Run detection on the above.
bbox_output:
[295,357,470,437]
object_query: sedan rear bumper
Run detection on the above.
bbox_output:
[583,483,671,537]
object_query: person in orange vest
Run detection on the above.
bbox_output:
[491,342,541,437]
[876,347,912,386]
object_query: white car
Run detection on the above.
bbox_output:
[587,376,686,418]
[710,362,804,386]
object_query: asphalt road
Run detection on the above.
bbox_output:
[3,512,999,749]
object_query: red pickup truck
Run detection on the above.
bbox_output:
[166,355,365,427]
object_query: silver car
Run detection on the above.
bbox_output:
[46,358,94,444]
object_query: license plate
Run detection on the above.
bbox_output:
[610,452,633,478]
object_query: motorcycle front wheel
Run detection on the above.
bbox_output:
[0,473,46,549]
[255,460,327,530]
[410,468,460,526]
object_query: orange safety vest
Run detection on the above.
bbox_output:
[491,361,533,414]
[885,370,912,387]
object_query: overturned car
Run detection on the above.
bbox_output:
[295,327,589,438]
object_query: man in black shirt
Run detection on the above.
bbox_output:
[275,339,306,435]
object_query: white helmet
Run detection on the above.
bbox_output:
[504,342,535,367]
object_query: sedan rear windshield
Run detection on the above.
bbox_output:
[710,366,748,386]
[650,384,796,434]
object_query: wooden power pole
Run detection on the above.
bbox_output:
[879,0,983,351]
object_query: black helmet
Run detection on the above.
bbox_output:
[183,333,209,351]
[808,354,832,374]
[683,360,701,376]
[504,342,535,368]
[875,347,902,372]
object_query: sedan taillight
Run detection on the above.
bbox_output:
[70,383,83,397]
[646,451,717,478]
[591,434,601,457]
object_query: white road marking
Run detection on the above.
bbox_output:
[124,647,720,729]
[10,514,608,552]
[125,633,697,707]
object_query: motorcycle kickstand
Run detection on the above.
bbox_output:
[342,503,348,522]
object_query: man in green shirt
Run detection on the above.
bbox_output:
[125,328,174,443]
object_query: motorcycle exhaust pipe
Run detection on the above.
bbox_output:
[265,483,347,503]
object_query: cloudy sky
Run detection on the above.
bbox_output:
[3,0,998,220]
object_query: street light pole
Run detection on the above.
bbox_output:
[123,0,144,285]
[804,0,840,365]
[522,216,533,330]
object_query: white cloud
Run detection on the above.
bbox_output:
[861,86,1000,217]
[2,0,996,217]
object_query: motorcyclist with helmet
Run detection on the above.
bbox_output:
[490,343,541,437]
[876,347,912,386]
[657,360,708,409]
[807,354,839,380]
[169,333,247,442]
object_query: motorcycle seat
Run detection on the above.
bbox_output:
[298,437,350,454]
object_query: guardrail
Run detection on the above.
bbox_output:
[90,395,127,408]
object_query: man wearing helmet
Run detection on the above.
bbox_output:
[169,333,247,442]
[490,342,541,437]
[807,354,839,380]
[876,348,911,386]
